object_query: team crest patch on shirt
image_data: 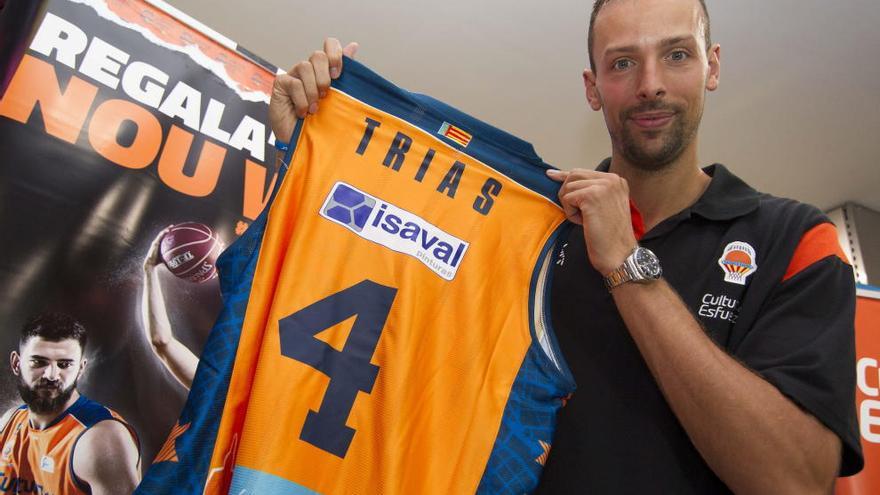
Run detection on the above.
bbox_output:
[438,122,472,147]
[320,182,469,281]
[39,455,55,473]
[718,241,757,285]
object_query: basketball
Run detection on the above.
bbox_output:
[159,222,224,283]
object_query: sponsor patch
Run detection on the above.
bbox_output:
[39,455,55,473]
[718,241,757,285]
[2,442,12,459]
[320,182,469,281]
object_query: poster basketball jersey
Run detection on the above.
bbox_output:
[136,57,575,495]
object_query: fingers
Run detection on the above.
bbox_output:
[278,38,357,119]
[324,37,344,79]
[546,169,569,182]
[324,38,359,79]
[275,72,309,118]
[292,61,320,114]
[310,51,331,98]
[149,226,171,250]
[551,170,627,197]
[559,176,628,209]
[145,228,169,269]
[549,169,629,223]
[270,38,357,139]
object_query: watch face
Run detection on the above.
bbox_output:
[635,247,662,279]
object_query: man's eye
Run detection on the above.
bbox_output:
[613,59,633,71]
[669,50,689,62]
[58,362,73,369]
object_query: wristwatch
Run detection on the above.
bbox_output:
[603,246,662,291]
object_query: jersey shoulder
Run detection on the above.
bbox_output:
[0,405,27,433]
[68,396,118,428]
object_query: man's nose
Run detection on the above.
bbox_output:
[42,364,61,380]
[636,59,667,100]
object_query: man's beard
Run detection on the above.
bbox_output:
[17,376,76,415]
[614,101,701,173]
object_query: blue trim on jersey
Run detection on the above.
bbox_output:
[331,56,563,206]
[33,395,110,431]
[134,122,301,495]
[857,283,880,292]
[67,395,113,427]
[529,222,576,388]
[540,222,577,386]
[475,223,576,494]
[229,465,319,494]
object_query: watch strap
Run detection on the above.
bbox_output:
[603,260,634,291]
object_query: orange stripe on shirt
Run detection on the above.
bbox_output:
[630,200,645,240]
[782,222,849,282]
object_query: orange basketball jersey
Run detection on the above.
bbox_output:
[0,395,138,495]
[136,58,575,495]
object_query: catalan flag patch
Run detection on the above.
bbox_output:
[438,122,472,147]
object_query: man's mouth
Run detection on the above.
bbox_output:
[629,111,675,129]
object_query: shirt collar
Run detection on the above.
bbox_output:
[595,158,761,221]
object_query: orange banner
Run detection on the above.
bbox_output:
[837,287,880,494]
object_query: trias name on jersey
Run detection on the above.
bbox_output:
[321,182,469,281]
[355,117,503,216]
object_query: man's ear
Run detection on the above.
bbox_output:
[583,69,603,110]
[77,357,87,380]
[706,43,721,91]
[11,351,20,377]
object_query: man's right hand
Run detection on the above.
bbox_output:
[270,38,359,145]
[143,226,171,273]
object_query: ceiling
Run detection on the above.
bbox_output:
[165,0,880,212]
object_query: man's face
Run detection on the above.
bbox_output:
[11,337,85,415]
[586,0,719,171]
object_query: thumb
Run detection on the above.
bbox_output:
[546,169,569,182]
[343,42,359,59]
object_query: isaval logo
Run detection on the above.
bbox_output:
[320,182,469,281]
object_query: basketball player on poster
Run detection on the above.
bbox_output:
[0,313,141,494]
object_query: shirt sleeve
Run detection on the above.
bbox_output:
[733,246,863,476]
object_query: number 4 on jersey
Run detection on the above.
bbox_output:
[278,280,397,458]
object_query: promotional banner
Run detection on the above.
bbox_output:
[837,286,880,494]
[0,0,278,476]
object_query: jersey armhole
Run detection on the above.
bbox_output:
[69,418,141,494]
[530,222,576,389]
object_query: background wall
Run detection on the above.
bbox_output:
[163,0,880,214]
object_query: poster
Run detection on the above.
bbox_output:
[0,0,278,470]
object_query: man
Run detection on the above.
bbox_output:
[270,0,862,492]
[0,312,141,494]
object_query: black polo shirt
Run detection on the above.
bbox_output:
[536,161,863,494]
